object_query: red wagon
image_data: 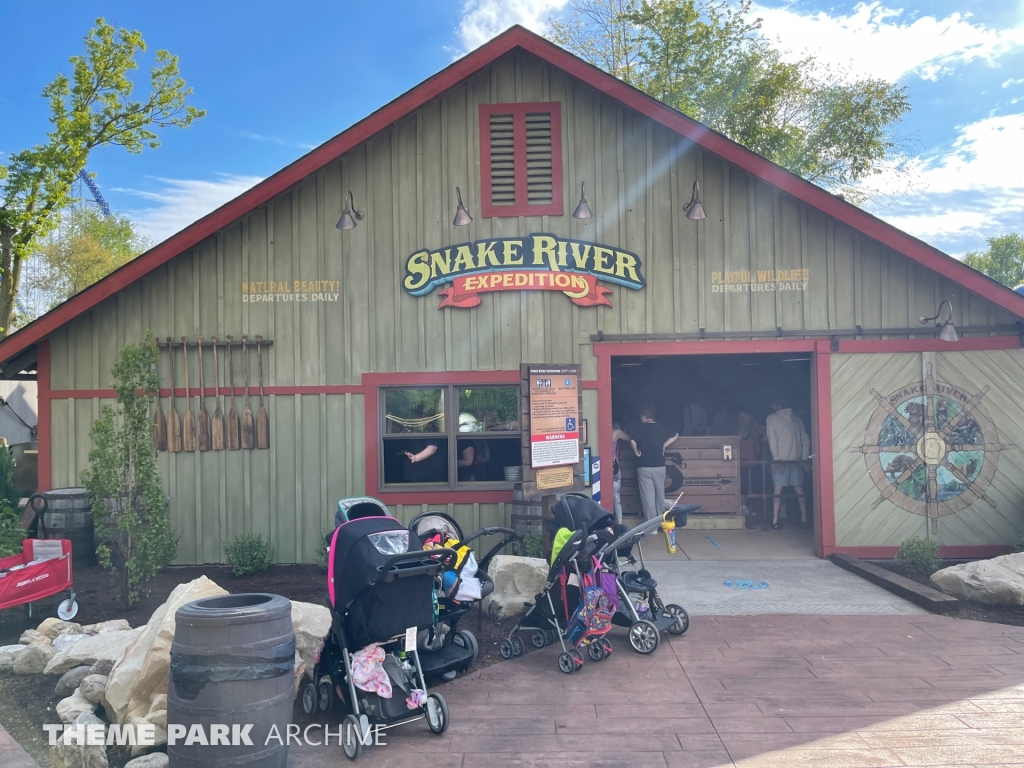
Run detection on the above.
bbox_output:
[0,539,79,620]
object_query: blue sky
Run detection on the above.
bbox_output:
[2,1,1022,257]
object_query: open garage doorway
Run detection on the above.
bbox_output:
[610,351,819,560]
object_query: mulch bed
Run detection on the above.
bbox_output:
[869,559,1024,627]
[0,563,533,767]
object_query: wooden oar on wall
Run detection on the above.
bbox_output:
[240,334,254,449]
[255,335,269,449]
[181,337,196,452]
[196,337,212,451]
[211,336,225,450]
[166,337,182,452]
[154,344,168,451]
[226,335,240,450]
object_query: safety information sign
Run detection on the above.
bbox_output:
[529,367,579,468]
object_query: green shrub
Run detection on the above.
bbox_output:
[223,532,274,576]
[897,536,941,576]
[0,502,25,557]
[314,528,329,572]
[513,534,543,559]
[0,446,17,508]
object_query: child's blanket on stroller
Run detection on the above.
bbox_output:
[563,557,618,646]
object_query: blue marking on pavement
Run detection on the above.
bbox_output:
[705,536,721,549]
[724,579,769,590]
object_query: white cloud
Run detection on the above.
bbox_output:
[114,174,264,245]
[240,132,317,151]
[866,113,1024,254]
[456,0,568,53]
[752,2,1024,82]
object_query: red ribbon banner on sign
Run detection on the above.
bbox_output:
[437,270,613,309]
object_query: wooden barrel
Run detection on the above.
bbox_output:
[511,488,543,537]
[168,594,295,768]
[40,487,95,566]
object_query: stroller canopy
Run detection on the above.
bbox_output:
[408,511,463,544]
[329,516,416,609]
[334,496,392,529]
[551,494,615,535]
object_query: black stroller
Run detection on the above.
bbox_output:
[407,511,517,679]
[313,511,456,761]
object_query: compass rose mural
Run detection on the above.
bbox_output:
[850,363,1015,534]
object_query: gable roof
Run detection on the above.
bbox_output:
[3,26,1022,365]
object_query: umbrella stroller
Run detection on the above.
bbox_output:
[407,511,518,680]
[313,510,456,761]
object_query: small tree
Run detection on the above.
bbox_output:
[962,233,1024,289]
[82,331,176,606]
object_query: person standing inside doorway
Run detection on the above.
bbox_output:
[766,398,811,529]
[630,405,679,529]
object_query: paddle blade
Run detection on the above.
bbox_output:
[228,409,240,450]
[154,409,168,452]
[183,411,196,452]
[212,409,225,451]
[241,408,254,450]
[168,410,182,453]
[256,405,269,449]
[198,411,212,452]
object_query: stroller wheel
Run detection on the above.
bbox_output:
[530,629,546,648]
[510,636,524,657]
[570,649,584,670]
[454,629,479,661]
[557,652,575,674]
[342,714,362,760]
[587,642,606,662]
[664,604,690,635]
[599,637,613,655]
[301,682,317,715]
[318,681,334,712]
[426,693,449,734]
[628,619,661,654]
[499,638,514,659]
[544,630,555,646]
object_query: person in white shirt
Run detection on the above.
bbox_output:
[766,398,810,529]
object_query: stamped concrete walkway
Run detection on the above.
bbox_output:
[291,614,1024,768]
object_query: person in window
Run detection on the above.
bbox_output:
[457,440,491,482]
[402,441,446,483]
[629,405,680,531]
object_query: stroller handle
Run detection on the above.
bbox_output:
[375,547,458,583]
[461,526,518,547]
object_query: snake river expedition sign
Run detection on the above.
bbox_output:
[402,234,645,309]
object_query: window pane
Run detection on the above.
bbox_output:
[383,437,449,484]
[457,437,521,483]
[384,388,445,434]
[457,387,519,432]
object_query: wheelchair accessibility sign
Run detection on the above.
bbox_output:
[565,417,576,432]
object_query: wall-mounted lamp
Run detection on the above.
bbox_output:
[684,181,705,220]
[336,191,364,230]
[452,187,473,227]
[919,300,959,343]
[572,181,593,220]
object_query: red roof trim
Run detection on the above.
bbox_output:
[2,26,1021,365]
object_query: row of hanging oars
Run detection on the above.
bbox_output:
[154,336,271,452]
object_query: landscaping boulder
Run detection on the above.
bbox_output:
[53,633,92,653]
[14,641,56,674]
[79,674,108,704]
[83,620,132,635]
[104,576,227,747]
[482,554,549,618]
[57,690,97,724]
[20,628,47,644]
[0,644,26,671]
[51,711,108,768]
[124,753,168,768]
[89,659,115,677]
[292,600,331,683]
[44,628,143,675]
[38,618,84,639]
[56,666,94,698]
[931,552,1024,606]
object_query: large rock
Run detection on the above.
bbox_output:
[482,555,550,618]
[292,600,331,683]
[44,629,143,675]
[57,690,97,724]
[53,634,92,653]
[0,644,26,671]
[124,754,168,768]
[14,641,57,674]
[89,659,115,677]
[931,552,1024,606]
[51,711,108,768]
[104,576,227,748]
[20,628,47,644]
[56,666,94,698]
[79,674,108,704]
[38,618,84,640]
[82,620,132,636]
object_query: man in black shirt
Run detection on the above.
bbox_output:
[630,405,680,527]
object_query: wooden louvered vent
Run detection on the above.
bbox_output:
[480,102,562,217]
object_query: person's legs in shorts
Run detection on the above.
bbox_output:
[771,464,808,528]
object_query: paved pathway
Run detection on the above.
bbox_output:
[0,723,39,768]
[291,614,1024,768]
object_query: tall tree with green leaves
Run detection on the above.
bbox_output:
[962,233,1024,289]
[0,19,204,335]
[549,0,912,202]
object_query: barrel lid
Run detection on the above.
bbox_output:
[44,487,88,497]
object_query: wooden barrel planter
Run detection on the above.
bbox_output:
[511,488,543,538]
[39,487,96,567]
[168,593,295,768]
